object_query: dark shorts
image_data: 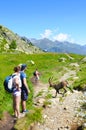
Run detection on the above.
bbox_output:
[21,87,28,101]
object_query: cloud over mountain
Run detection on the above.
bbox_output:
[40,29,75,43]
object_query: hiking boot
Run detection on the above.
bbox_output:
[22,110,29,114]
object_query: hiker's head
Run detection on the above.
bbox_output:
[14,66,21,72]
[21,64,27,71]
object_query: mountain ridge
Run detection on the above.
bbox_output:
[0,25,43,54]
[30,38,86,55]
[0,24,86,55]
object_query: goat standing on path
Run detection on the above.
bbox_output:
[48,77,69,98]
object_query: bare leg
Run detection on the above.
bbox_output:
[16,96,21,117]
[13,96,17,117]
[21,100,26,112]
[13,95,21,118]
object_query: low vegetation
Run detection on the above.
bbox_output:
[0,52,86,129]
[0,25,43,53]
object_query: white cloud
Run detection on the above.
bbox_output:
[40,29,75,43]
[40,29,52,38]
[53,33,70,42]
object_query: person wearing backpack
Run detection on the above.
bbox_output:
[12,66,23,118]
[33,69,40,82]
[20,64,30,113]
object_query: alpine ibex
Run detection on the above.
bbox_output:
[48,77,69,97]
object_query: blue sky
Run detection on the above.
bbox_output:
[0,0,86,45]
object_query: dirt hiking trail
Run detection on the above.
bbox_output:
[0,76,85,130]
[32,80,85,130]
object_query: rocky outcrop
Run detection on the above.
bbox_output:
[0,25,43,54]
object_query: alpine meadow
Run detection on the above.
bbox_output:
[0,25,86,130]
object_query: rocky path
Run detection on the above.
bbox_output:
[0,74,85,130]
[0,112,16,130]
[32,81,85,130]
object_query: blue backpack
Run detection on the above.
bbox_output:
[4,74,15,93]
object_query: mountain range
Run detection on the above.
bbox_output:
[30,38,86,55]
[0,24,86,55]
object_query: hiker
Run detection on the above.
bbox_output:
[33,69,40,82]
[12,66,22,118]
[20,64,30,113]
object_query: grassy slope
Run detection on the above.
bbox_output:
[0,53,86,129]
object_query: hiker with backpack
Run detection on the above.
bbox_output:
[33,69,40,82]
[20,64,30,113]
[12,66,23,118]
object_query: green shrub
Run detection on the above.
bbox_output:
[9,40,17,49]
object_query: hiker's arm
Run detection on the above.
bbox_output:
[23,78,30,93]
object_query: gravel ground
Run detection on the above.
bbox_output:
[33,81,85,130]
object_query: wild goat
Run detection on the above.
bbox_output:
[48,77,69,97]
